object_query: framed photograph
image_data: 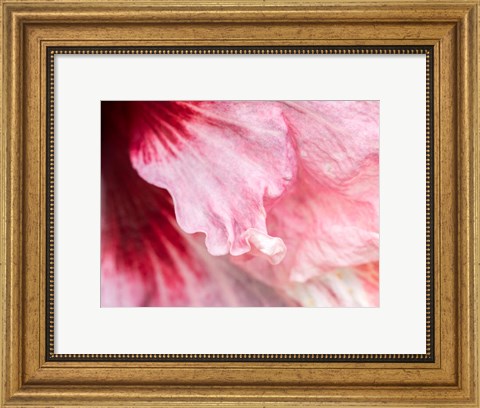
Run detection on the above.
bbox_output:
[1,0,478,406]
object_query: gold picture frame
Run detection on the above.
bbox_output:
[1,0,478,406]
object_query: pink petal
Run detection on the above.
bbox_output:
[101,102,294,306]
[231,176,378,285]
[283,101,379,197]
[230,181,380,306]
[230,101,379,306]
[281,101,379,276]
[274,177,378,280]
[129,101,296,264]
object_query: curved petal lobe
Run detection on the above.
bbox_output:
[129,101,296,263]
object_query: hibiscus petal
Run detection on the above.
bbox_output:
[283,101,379,196]
[279,101,379,278]
[229,101,379,306]
[101,101,294,306]
[128,101,296,263]
[231,176,379,285]
[273,177,379,281]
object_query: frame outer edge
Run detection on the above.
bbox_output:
[454,2,478,404]
[1,0,479,406]
[2,1,25,404]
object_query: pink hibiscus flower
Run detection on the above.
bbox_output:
[101,100,379,307]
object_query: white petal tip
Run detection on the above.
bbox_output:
[244,229,287,265]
